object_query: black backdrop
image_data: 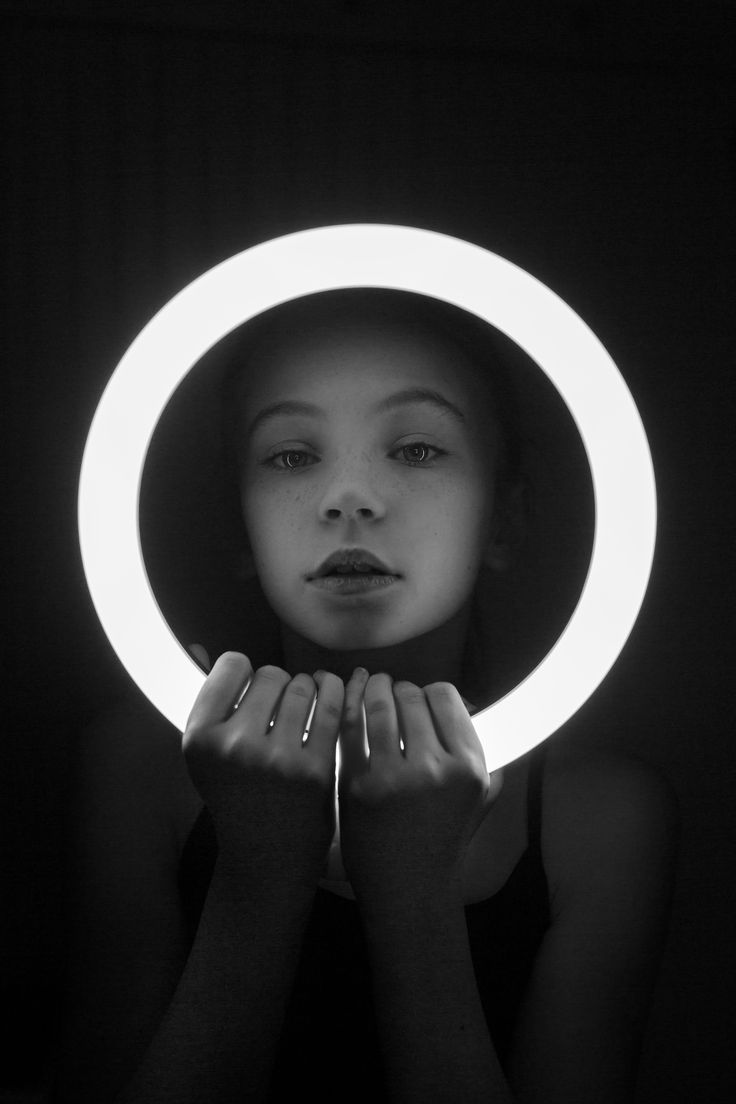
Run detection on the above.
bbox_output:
[1,3,735,1099]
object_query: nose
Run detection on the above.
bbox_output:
[317,461,386,523]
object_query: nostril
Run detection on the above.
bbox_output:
[324,505,376,520]
[319,486,384,521]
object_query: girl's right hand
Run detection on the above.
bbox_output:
[182,653,344,895]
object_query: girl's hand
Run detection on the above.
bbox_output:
[183,653,344,894]
[338,669,503,906]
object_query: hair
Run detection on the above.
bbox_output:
[219,288,526,490]
[211,288,533,706]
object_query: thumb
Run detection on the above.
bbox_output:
[188,642,212,673]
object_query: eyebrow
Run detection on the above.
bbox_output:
[373,388,466,424]
[246,387,466,438]
[246,400,325,438]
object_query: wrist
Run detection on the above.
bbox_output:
[211,855,319,922]
[354,875,466,930]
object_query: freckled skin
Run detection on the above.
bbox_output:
[235,322,500,651]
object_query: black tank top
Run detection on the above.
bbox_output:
[178,745,550,1100]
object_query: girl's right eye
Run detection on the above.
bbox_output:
[267,449,318,471]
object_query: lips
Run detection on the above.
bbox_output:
[308,548,396,580]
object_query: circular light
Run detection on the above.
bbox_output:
[78,225,656,772]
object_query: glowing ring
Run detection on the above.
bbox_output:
[78,224,656,772]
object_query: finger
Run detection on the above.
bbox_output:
[364,673,402,758]
[424,681,487,767]
[270,673,316,745]
[306,671,344,763]
[185,652,253,731]
[339,666,369,777]
[392,681,442,759]
[188,642,212,673]
[234,664,292,735]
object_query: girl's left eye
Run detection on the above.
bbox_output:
[393,442,441,465]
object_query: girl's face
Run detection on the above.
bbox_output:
[236,321,500,651]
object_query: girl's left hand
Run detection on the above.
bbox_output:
[338,669,504,907]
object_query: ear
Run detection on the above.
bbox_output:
[482,481,530,573]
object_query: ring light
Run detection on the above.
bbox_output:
[78,224,656,772]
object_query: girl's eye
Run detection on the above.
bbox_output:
[394,442,440,466]
[269,449,316,471]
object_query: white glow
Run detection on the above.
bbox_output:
[78,224,656,771]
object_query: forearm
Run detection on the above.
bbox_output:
[360,886,514,1104]
[116,864,314,1104]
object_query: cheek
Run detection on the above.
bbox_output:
[241,485,311,560]
[414,477,491,545]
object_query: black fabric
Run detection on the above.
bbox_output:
[178,745,550,1100]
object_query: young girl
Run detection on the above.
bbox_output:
[57,292,678,1103]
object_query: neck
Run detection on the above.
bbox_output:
[279,603,473,689]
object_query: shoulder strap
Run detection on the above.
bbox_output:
[525,742,547,855]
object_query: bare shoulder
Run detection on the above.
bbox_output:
[540,742,680,917]
[60,695,202,1100]
[73,689,202,855]
[506,745,680,1100]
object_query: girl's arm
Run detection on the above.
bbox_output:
[357,881,513,1103]
[338,672,678,1104]
[56,656,344,1104]
[339,671,510,1102]
[113,858,320,1104]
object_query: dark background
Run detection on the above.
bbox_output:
[1,2,734,1100]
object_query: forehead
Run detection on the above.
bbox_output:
[236,317,491,416]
